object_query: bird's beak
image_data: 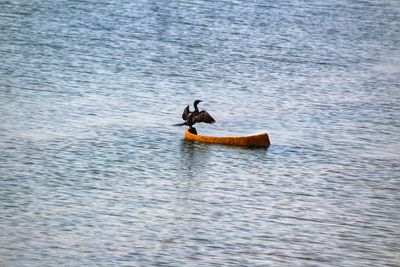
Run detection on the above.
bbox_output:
[199,100,203,102]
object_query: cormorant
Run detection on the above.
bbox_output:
[174,100,215,133]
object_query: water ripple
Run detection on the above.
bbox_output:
[1,0,400,266]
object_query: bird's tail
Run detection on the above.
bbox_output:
[173,122,186,126]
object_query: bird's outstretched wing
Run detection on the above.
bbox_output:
[194,111,216,124]
[182,105,190,121]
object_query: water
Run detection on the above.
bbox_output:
[1,0,400,266]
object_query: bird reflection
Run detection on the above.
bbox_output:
[175,140,212,200]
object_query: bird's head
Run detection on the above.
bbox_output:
[194,100,203,106]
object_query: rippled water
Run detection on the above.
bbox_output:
[1,0,400,266]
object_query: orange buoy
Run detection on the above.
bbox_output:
[184,128,270,148]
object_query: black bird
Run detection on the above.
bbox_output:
[174,100,216,131]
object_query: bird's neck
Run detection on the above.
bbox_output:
[194,103,199,112]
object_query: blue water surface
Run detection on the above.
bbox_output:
[1,0,400,266]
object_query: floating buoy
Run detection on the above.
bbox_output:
[184,128,270,148]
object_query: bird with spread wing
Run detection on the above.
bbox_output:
[174,100,215,133]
